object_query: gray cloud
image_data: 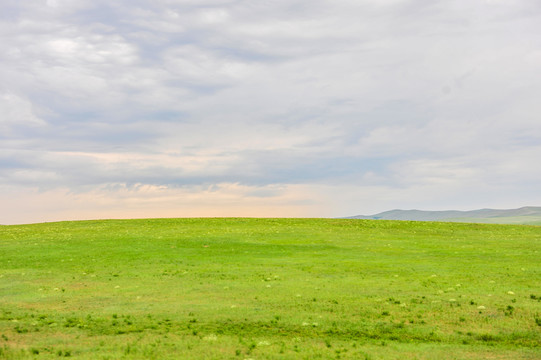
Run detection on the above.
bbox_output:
[1,0,541,223]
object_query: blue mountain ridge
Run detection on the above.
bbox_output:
[345,206,541,223]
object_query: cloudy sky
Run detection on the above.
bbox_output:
[1,0,540,224]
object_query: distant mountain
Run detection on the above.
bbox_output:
[345,206,541,225]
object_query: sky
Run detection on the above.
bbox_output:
[1,0,541,224]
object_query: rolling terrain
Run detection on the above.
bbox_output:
[346,206,541,225]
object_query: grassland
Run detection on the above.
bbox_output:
[443,216,541,226]
[0,218,540,359]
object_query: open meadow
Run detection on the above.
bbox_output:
[0,218,540,359]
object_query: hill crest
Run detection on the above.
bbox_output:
[346,206,541,224]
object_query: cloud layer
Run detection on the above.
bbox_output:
[2,0,541,224]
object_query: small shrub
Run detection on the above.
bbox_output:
[477,334,498,342]
[246,342,256,354]
[14,326,28,334]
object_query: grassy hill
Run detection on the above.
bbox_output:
[347,206,541,224]
[1,218,540,359]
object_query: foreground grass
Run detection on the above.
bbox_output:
[0,218,540,359]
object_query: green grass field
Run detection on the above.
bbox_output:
[444,216,541,226]
[1,218,540,359]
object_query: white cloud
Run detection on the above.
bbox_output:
[0,93,46,134]
[162,45,255,86]
[46,0,59,8]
